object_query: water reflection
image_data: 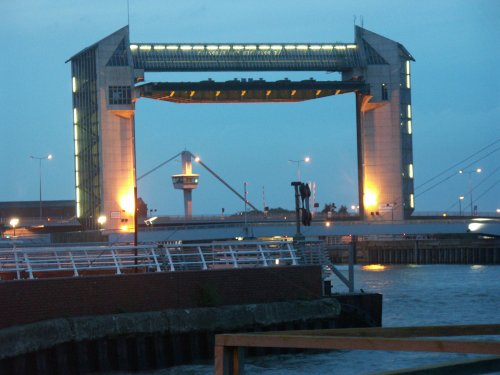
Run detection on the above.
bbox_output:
[362,264,385,271]
[132,265,500,375]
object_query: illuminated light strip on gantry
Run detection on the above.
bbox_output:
[130,43,362,72]
[138,79,369,103]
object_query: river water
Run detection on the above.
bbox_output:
[139,265,500,374]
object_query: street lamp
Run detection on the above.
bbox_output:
[458,196,464,216]
[459,168,481,216]
[9,218,19,237]
[289,156,311,181]
[97,215,107,229]
[30,154,53,219]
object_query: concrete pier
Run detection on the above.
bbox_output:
[0,296,381,374]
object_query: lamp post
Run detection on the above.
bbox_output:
[9,218,19,237]
[458,196,464,216]
[97,215,107,230]
[244,182,248,235]
[289,156,310,181]
[30,154,53,219]
[459,168,481,216]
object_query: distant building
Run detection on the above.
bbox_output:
[0,200,76,220]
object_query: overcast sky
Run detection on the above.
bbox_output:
[1,0,499,216]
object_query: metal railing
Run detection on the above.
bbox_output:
[0,241,315,280]
[0,239,357,292]
[290,240,354,292]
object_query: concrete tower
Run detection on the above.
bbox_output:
[172,151,199,218]
[344,26,415,221]
[69,27,137,231]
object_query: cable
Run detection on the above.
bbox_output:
[457,147,500,177]
[416,173,457,198]
[190,152,259,211]
[415,139,500,191]
[443,166,500,212]
[465,178,500,211]
[137,152,182,181]
[470,165,500,193]
[415,146,500,197]
[137,150,260,211]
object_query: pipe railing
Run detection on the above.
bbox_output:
[0,241,319,280]
[0,239,355,291]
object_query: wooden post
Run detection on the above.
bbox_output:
[215,344,245,375]
[215,325,500,374]
[214,344,224,375]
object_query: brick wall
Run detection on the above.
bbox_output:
[0,266,322,329]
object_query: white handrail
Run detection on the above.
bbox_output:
[68,251,79,277]
[0,241,330,280]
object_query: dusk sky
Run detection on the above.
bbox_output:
[1,0,499,216]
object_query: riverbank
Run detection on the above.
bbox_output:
[155,264,500,374]
[0,295,381,374]
[0,264,382,374]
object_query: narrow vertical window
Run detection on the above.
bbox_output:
[405,60,411,89]
[408,164,414,178]
[74,138,79,155]
[76,187,81,218]
[410,194,414,208]
[381,83,388,100]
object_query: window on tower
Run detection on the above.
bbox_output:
[381,83,388,101]
[108,86,132,105]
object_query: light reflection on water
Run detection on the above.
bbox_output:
[361,264,386,271]
[117,265,500,375]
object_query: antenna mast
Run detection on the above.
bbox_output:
[127,0,130,26]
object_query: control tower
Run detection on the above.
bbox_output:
[172,151,199,218]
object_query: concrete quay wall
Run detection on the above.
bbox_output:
[0,266,322,330]
[0,266,382,373]
[0,299,340,373]
[328,238,500,264]
[0,295,382,374]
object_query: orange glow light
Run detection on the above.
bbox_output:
[362,264,385,271]
[364,190,377,208]
[119,192,135,215]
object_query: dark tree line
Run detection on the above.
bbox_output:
[321,203,348,215]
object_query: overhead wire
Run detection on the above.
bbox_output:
[137,152,182,181]
[136,150,259,211]
[472,178,500,205]
[415,139,499,193]
[415,144,500,198]
[443,165,500,212]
